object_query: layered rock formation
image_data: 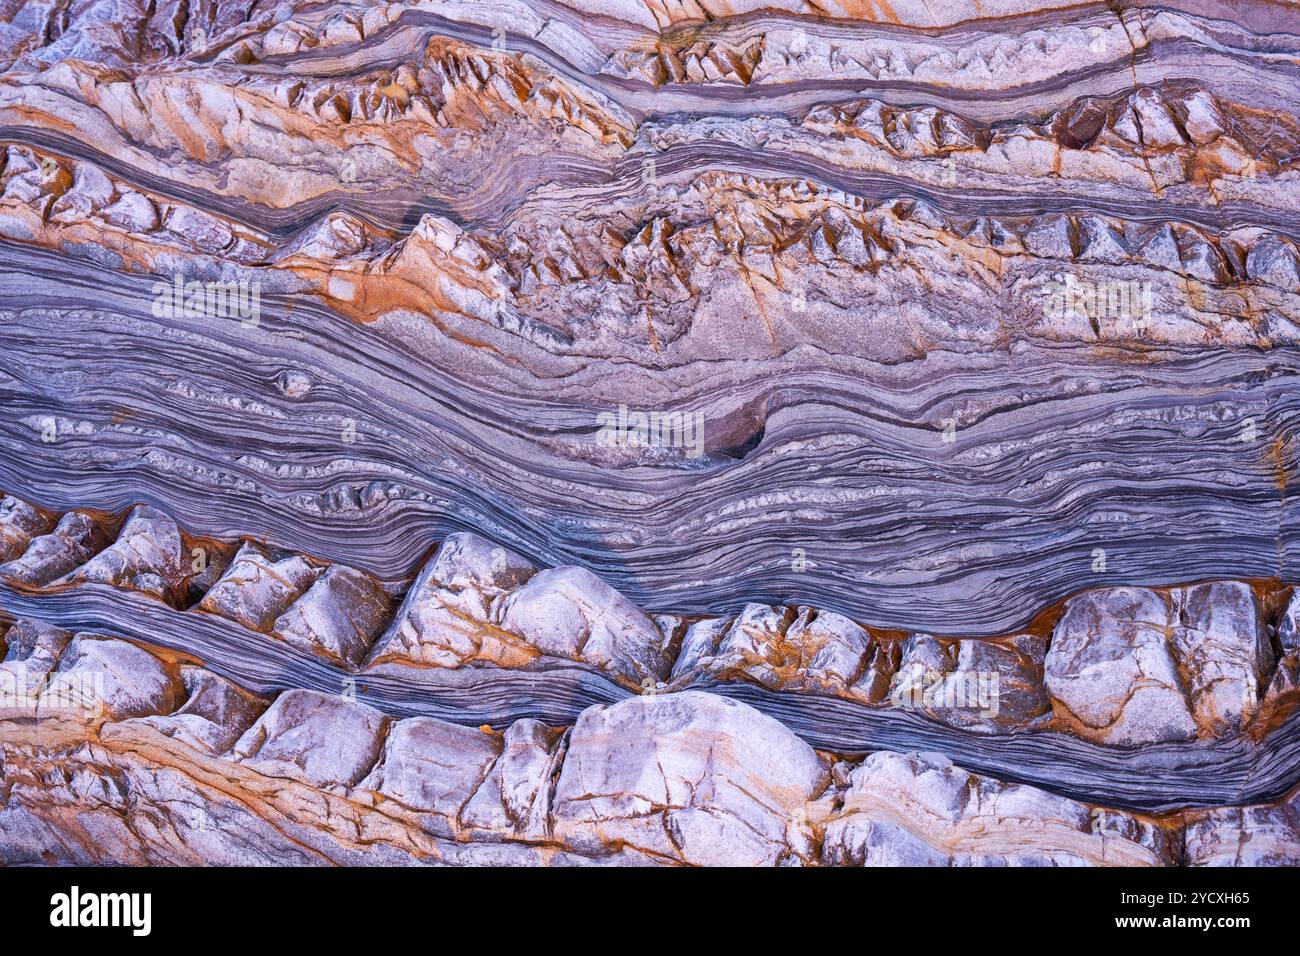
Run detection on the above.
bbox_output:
[6,624,1299,866]
[1,0,1298,866]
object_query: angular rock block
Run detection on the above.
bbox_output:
[360,716,501,820]
[131,666,268,754]
[0,618,71,718]
[820,751,1176,867]
[232,689,390,791]
[369,532,677,687]
[368,532,538,669]
[0,511,106,586]
[197,541,320,631]
[43,633,184,721]
[1184,792,1300,867]
[0,494,51,562]
[458,719,565,841]
[498,566,677,686]
[1266,590,1300,707]
[674,603,901,702]
[890,633,1050,733]
[2,0,1300,871]
[272,565,393,666]
[551,691,829,865]
[1045,584,1273,745]
[58,505,188,606]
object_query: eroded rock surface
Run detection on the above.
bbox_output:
[2,621,1295,866]
[819,751,1176,867]
[1,0,1299,869]
[197,541,320,630]
[498,566,678,687]
[0,511,106,586]
[1,490,1297,759]
[231,689,389,790]
[552,691,828,865]
[273,565,393,666]
[0,618,71,718]
[1184,791,1300,866]
[1045,584,1273,745]
[368,532,538,669]
[0,494,51,562]
[59,506,188,607]
[0,1,1296,638]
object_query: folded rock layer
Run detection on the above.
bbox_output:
[6,625,1299,867]
[1,0,1298,866]
[3,492,1300,819]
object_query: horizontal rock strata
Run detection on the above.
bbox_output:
[0,1,1297,631]
[2,0,1299,865]
[3,490,1300,815]
[5,624,1298,866]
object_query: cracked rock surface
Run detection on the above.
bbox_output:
[1044,584,1274,745]
[3,623,1297,866]
[1,0,1299,866]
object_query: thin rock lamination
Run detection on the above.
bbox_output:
[2,0,1300,866]
[0,1,1298,629]
[5,623,1298,867]
[3,491,1300,819]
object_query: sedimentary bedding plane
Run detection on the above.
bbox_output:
[1,0,1299,867]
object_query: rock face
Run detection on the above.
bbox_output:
[1044,584,1273,745]
[1,0,1300,869]
[3,489,1300,813]
[0,618,71,718]
[0,3,1297,637]
[1172,583,1275,735]
[890,633,1051,733]
[552,691,829,865]
[360,716,502,822]
[45,633,185,721]
[4,622,1295,867]
[819,751,1176,867]
[363,531,679,688]
[680,604,876,696]
[135,666,267,753]
[273,566,393,666]
[1266,591,1300,713]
